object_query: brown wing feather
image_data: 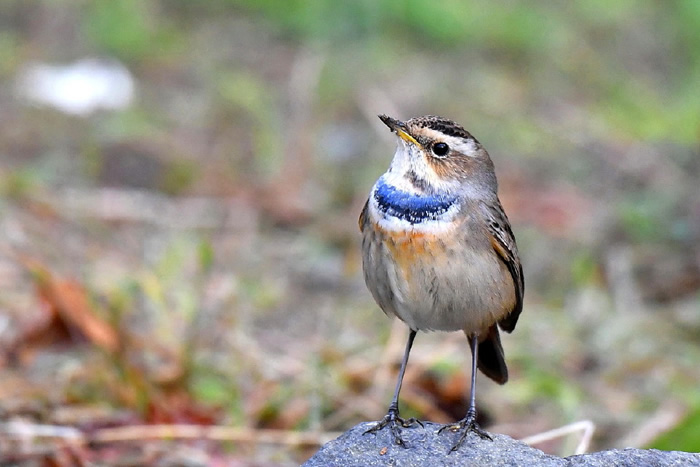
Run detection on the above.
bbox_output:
[480,200,524,333]
[358,199,369,232]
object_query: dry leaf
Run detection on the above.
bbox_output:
[20,259,120,355]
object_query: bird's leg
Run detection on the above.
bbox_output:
[364,329,422,446]
[438,333,492,451]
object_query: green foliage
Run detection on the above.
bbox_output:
[83,0,152,60]
[617,196,679,243]
[512,365,583,416]
[0,31,20,76]
[617,201,661,243]
[570,251,599,287]
[217,71,283,176]
[649,407,700,452]
[198,239,215,273]
[0,168,39,200]
[160,160,198,195]
[429,358,462,377]
[228,0,557,51]
[596,81,700,143]
[82,0,182,63]
[239,275,283,310]
[191,371,238,407]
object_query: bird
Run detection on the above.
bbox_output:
[359,114,524,451]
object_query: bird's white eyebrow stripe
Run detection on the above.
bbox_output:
[447,136,478,156]
[412,129,478,158]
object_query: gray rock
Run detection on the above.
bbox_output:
[303,422,700,467]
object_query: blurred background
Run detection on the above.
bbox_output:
[1,1,699,465]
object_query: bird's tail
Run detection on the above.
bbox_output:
[472,324,508,385]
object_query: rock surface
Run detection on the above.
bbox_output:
[303,422,700,467]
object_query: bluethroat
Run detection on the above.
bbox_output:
[359,115,524,451]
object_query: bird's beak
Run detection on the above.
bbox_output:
[378,114,421,147]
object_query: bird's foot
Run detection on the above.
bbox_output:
[438,408,492,452]
[364,407,423,447]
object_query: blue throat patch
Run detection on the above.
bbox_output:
[374,177,458,223]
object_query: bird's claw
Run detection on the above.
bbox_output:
[364,409,423,447]
[438,409,492,452]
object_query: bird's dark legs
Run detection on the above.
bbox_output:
[365,329,422,446]
[388,329,416,418]
[439,333,492,451]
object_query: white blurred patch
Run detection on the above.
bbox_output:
[16,58,135,116]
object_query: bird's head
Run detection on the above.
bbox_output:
[378,114,496,196]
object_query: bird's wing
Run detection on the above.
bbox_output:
[358,199,369,232]
[480,199,524,333]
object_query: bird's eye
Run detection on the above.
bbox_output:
[432,142,449,157]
